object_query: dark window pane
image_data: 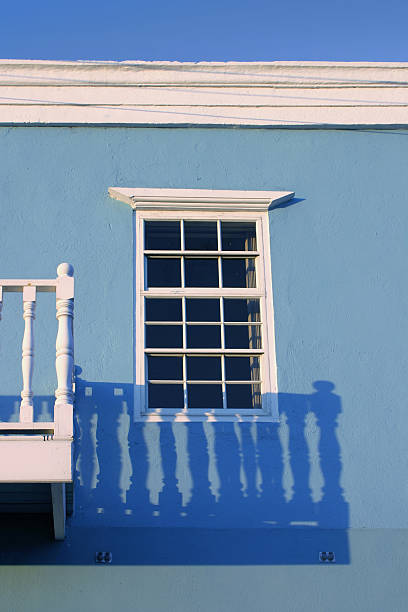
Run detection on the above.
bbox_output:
[145,221,180,250]
[148,383,184,409]
[226,384,261,409]
[148,356,183,380]
[221,222,256,251]
[222,258,256,288]
[146,325,183,348]
[147,258,181,288]
[225,356,260,381]
[186,299,220,322]
[145,298,182,321]
[188,384,223,409]
[184,221,218,251]
[187,356,221,380]
[225,325,262,349]
[224,298,260,322]
[185,258,219,287]
[187,325,221,348]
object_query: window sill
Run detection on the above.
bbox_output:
[135,412,280,423]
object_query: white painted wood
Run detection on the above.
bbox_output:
[56,265,74,300]
[134,205,280,422]
[1,104,407,126]
[0,286,2,320]
[260,211,279,421]
[54,404,73,439]
[144,250,260,256]
[0,266,75,433]
[0,267,74,539]
[0,435,52,441]
[109,188,295,211]
[145,348,264,354]
[1,279,57,291]
[0,439,72,482]
[1,59,408,85]
[51,483,66,540]
[3,85,408,106]
[20,285,36,423]
[0,422,55,431]
[55,264,74,438]
[0,60,407,126]
[139,414,280,423]
[142,288,264,297]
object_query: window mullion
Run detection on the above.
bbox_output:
[218,219,226,410]
[220,297,225,349]
[143,254,148,291]
[220,297,227,409]
[180,220,185,289]
[180,256,185,289]
[182,296,188,410]
[183,354,187,411]
[181,219,185,250]
[182,295,187,348]
[217,220,223,292]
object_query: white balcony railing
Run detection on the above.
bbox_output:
[0,263,74,539]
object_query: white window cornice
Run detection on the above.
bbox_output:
[1,60,407,127]
[108,187,295,212]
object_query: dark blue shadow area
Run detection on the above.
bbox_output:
[0,520,349,565]
[0,394,55,423]
[0,377,349,565]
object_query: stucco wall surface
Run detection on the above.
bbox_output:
[0,126,407,543]
[1,530,408,612]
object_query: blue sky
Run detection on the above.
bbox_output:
[1,0,407,62]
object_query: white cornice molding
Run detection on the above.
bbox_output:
[108,187,295,211]
[2,60,408,86]
[1,60,408,126]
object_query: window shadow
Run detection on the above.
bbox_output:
[0,373,349,565]
[269,196,306,210]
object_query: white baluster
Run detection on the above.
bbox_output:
[20,285,36,423]
[0,286,3,320]
[54,263,74,438]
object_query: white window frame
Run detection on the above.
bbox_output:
[108,187,295,422]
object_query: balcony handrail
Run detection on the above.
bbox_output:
[0,279,57,291]
[0,263,74,439]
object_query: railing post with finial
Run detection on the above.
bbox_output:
[20,285,36,422]
[55,263,74,439]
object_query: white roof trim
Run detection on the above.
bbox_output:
[1,60,408,127]
[108,187,295,211]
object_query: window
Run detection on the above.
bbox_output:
[109,187,294,421]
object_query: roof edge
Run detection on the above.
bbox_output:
[1,60,407,126]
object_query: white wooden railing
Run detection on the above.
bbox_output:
[0,263,74,438]
[0,264,74,539]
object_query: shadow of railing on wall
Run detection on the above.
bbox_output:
[72,376,348,529]
[0,375,349,564]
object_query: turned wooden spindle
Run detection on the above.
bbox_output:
[20,285,36,422]
[54,263,74,439]
[55,263,74,407]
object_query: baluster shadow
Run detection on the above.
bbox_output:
[0,376,349,564]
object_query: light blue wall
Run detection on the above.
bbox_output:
[0,127,407,571]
